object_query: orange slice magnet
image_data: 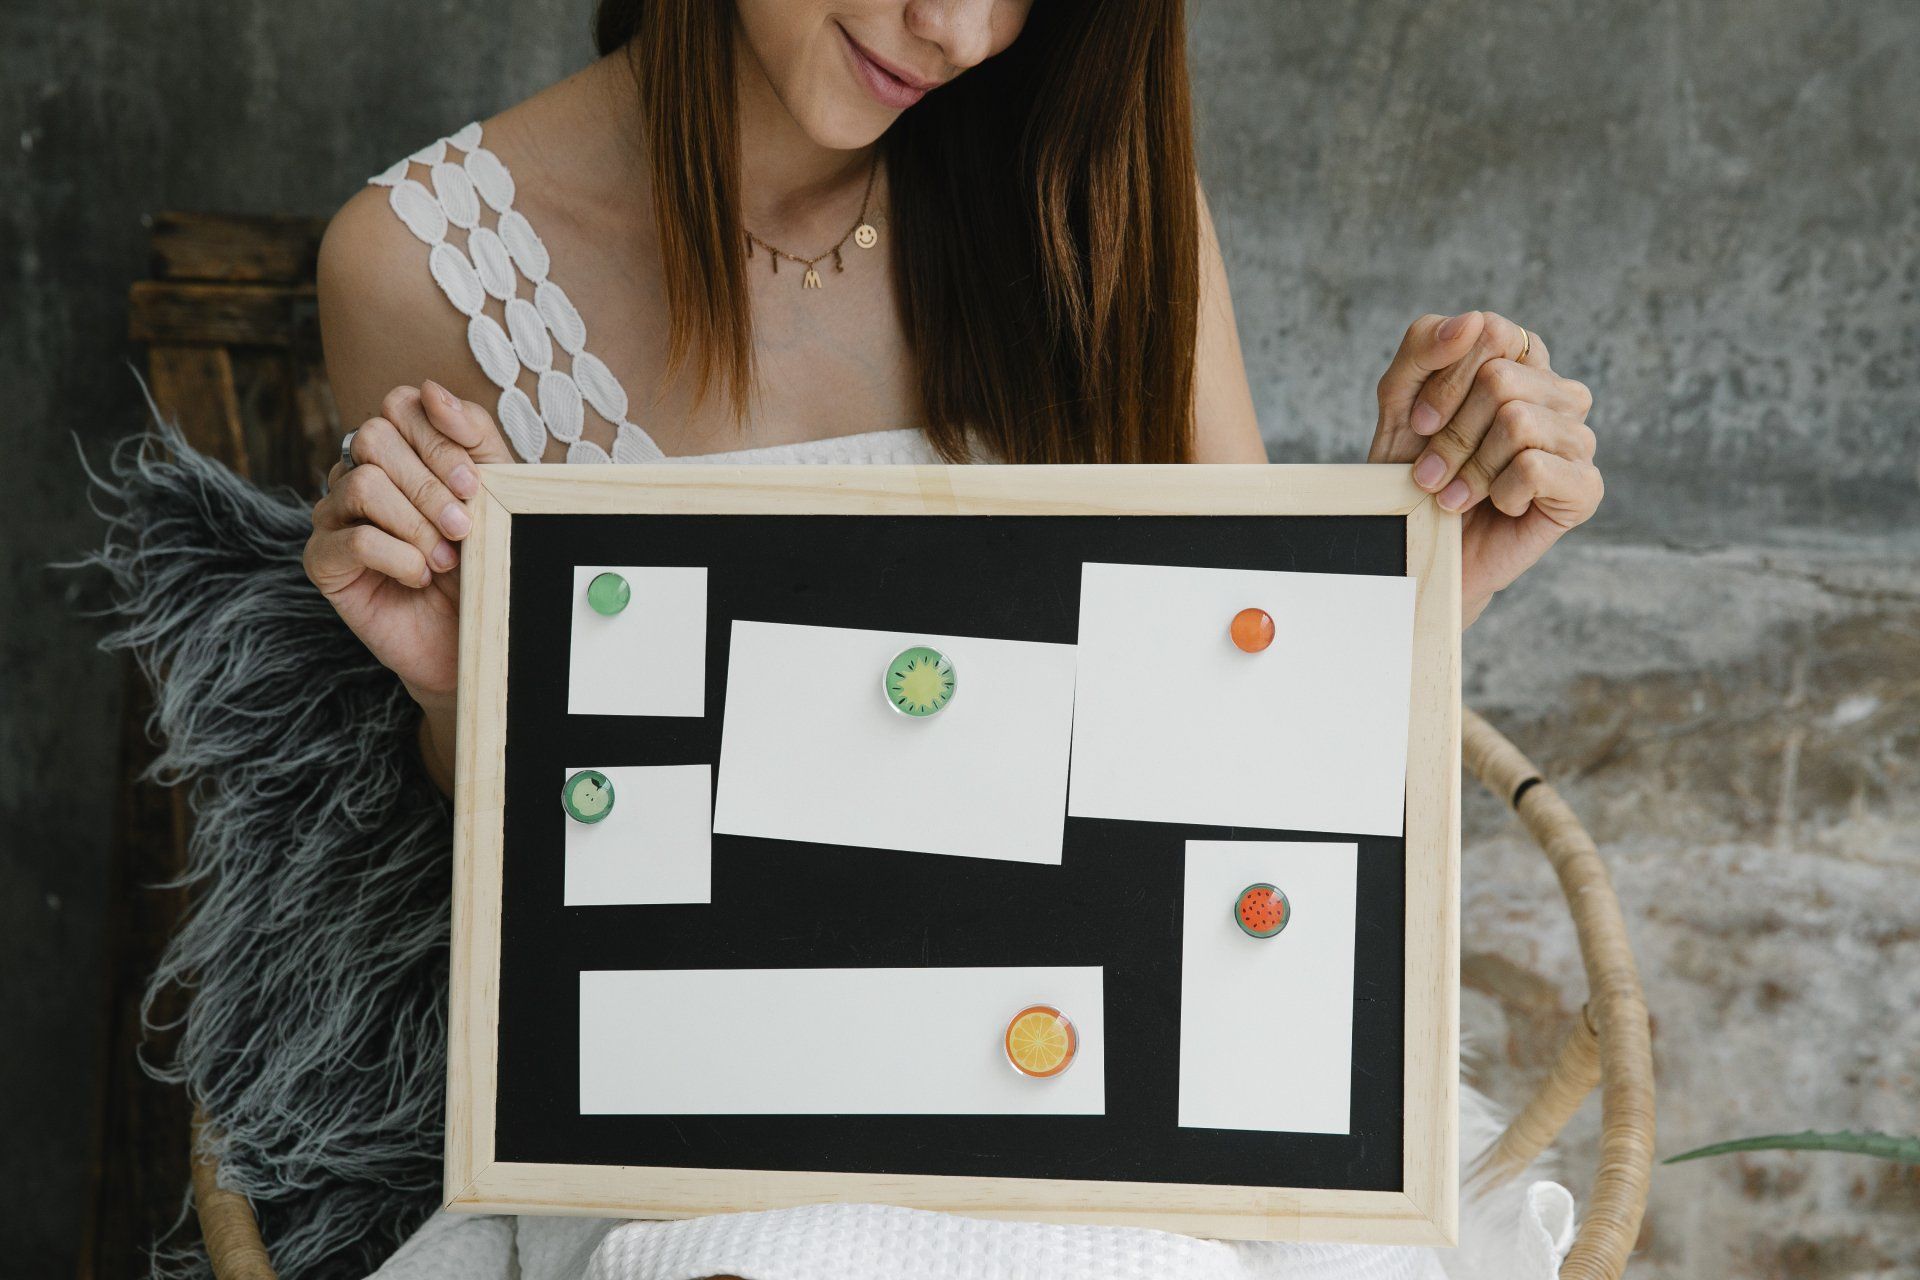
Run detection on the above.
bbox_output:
[1004,1004,1077,1079]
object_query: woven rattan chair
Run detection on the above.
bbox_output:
[117,214,1654,1280]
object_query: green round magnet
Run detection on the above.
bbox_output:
[586,572,631,616]
[561,769,616,824]
[884,646,956,717]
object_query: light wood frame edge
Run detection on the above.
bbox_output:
[447,485,512,1202]
[445,463,1459,1247]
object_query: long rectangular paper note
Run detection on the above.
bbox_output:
[1069,562,1417,836]
[580,967,1105,1114]
[713,621,1077,864]
[1180,840,1357,1133]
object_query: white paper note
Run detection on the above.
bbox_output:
[712,621,1078,864]
[580,966,1105,1115]
[566,565,708,718]
[563,765,713,906]
[1179,840,1357,1134]
[1068,562,1417,836]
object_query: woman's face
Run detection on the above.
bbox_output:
[735,0,1035,149]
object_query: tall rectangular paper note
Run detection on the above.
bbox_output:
[1179,840,1358,1133]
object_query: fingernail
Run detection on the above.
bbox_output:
[1410,403,1440,436]
[1437,478,1471,511]
[425,380,456,412]
[439,501,471,537]
[448,463,477,499]
[431,539,457,570]
[1436,312,1467,342]
[1413,453,1446,488]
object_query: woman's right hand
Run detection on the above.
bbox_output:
[303,381,511,712]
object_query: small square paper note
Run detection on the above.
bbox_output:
[563,764,712,906]
[566,565,707,718]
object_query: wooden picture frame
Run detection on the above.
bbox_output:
[447,463,1461,1246]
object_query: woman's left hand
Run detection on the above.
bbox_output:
[1369,310,1603,628]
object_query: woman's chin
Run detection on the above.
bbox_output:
[790,94,902,152]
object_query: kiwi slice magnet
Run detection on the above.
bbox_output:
[884,646,956,718]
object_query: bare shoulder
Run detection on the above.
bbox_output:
[316,182,485,432]
[1190,178,1265,463]
[317,182,432,325]
[316,61,634,436]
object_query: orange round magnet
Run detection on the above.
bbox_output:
[1230,607,1275,653]
[1004,1004,1077,1079]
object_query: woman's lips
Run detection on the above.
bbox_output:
[838,25,934,110]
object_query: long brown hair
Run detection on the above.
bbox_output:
[595,0,1198,464]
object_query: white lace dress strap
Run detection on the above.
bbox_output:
[368,122,665,465]
[658,428,944,465]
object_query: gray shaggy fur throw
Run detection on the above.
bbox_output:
[69,404,452,1280]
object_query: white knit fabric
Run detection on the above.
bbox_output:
[586,1204,1449,1280]
[363,126,1576,1280]
[657,425,942,465]
[368,1076,1572,1280]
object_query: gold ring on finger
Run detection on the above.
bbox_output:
[1517,329,1533,363]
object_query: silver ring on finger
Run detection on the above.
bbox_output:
[339,428,360,472]
[324,429,359,497]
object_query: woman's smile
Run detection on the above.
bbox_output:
[837,21,939,110]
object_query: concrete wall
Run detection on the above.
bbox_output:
[4,1,1914,1275]
[1194,0,1920,543]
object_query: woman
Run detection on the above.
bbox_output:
[309,0,1600,1275]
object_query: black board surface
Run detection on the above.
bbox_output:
[495,513,1407,1192]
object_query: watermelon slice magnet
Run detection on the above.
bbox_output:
[1235,883,1290,938]
[884,646,956,717]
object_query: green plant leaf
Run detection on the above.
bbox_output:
[1664,1130,1920,1165]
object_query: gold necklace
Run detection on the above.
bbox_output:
[743,155,880,290]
